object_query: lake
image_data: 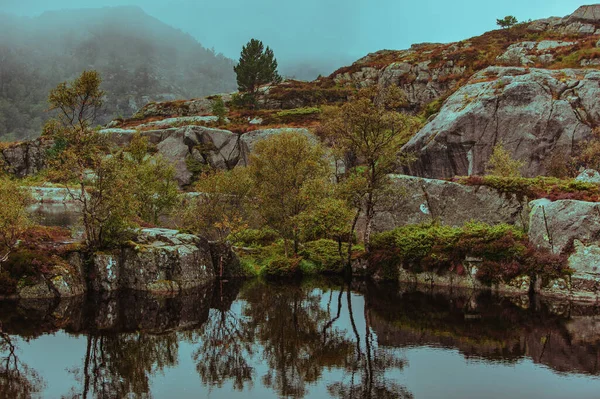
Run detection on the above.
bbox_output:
[2,278,600,398]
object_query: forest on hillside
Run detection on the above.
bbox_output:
[0,6,237,141]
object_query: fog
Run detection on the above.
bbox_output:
[0,0,588,141]
[0,0,587,76]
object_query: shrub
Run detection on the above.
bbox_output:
[454,175,600,202]
[275,107,321,123]
[486,142,523,178]
[231,228,280,248]
[369,222,568,284]
[211,96,227,123]
[261,255,301,278]
[300,239,346,274]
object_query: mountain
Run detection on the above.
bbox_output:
[0,6,236,141]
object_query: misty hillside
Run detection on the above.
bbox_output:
[0,6,236,141]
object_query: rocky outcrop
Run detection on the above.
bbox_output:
[133,95,232,119]
[333,49,469,112]
[101,125,242,185]
[402,67,599,178]
[370,175,529,233]
[529,199,600,301]
[100,126,315,185]
[496,41,575,66]
[576,169,600,183]
[529,199,600,254]
[17,258,86,299]
[88,228,216,293]
[0,138,52,177]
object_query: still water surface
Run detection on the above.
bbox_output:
[2,279,600,398]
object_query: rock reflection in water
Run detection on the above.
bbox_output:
[1,280,600,398]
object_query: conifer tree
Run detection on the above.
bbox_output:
[233,39,281,96]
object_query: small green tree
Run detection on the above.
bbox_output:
[211,96,227,124]
[321,88,421,250]
[249,132,330,255]
[496,15,518,29]
[233,39,281,97]
[179,168,253,241]
[486,142,523,177]
[125,133,180,225]
[0,177,32,264]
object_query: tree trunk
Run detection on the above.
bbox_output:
[346,208,361,274]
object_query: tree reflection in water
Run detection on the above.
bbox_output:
[224,280,412,398]
[190,280,255,391]
[0,331,44,399]
[0,280,415,398]
[69,333,179,398]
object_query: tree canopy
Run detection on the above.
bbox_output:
[496,15,518,29]
[233,39,281,96]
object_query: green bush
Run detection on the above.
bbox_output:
[231,228,280,247]
[300,239,346,274]
[275,107,321,122]
[454,175,600,202]
[369,222,567,284]
[261,255,301,278]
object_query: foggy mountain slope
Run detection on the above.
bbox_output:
[0,6,236,141]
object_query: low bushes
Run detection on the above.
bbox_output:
[236,238,358,278]
[369,222,568,284]
[454,175,600,202]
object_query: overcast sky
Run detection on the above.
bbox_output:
[0,0,588,64]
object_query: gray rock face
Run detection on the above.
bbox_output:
[496,41,575,66]
[576,169,600,183]
[402,67,599,178]
[16,260,86,299]
[101,125,242,186]
[1,139,52,177]
[529,199,600,255]
[371,175,528,233]
[89,228,216,292]
[333,53,468,112]
[567,5,600,23]
[529,198,600,301]
[101,126,316,186]
[133,94,233,119]
[28,187,74,203]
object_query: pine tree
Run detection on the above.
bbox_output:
[233,39,281,96]
[496,15,518,29]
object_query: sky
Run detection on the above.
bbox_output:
[0,0,590,68]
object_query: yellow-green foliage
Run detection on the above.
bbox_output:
[455,175,600,201]
[275,107,321,122]
[0,177,32,254]
[300,239,361,274]
[230,227,280,248]
[370,222,567,284]
[486,142,523,178]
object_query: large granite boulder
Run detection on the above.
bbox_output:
[529,199,600,301]
[370,175,529,233]
[100,125,242,186]
[529,199,600,255]
[567,5,600,24]
[402,67,600,179]
[1,138,52,177]
[89,228,216,293]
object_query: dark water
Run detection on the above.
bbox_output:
[27,203,81,229]
[2,279,600,398]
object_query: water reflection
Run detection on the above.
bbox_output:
[2,280,600,398]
